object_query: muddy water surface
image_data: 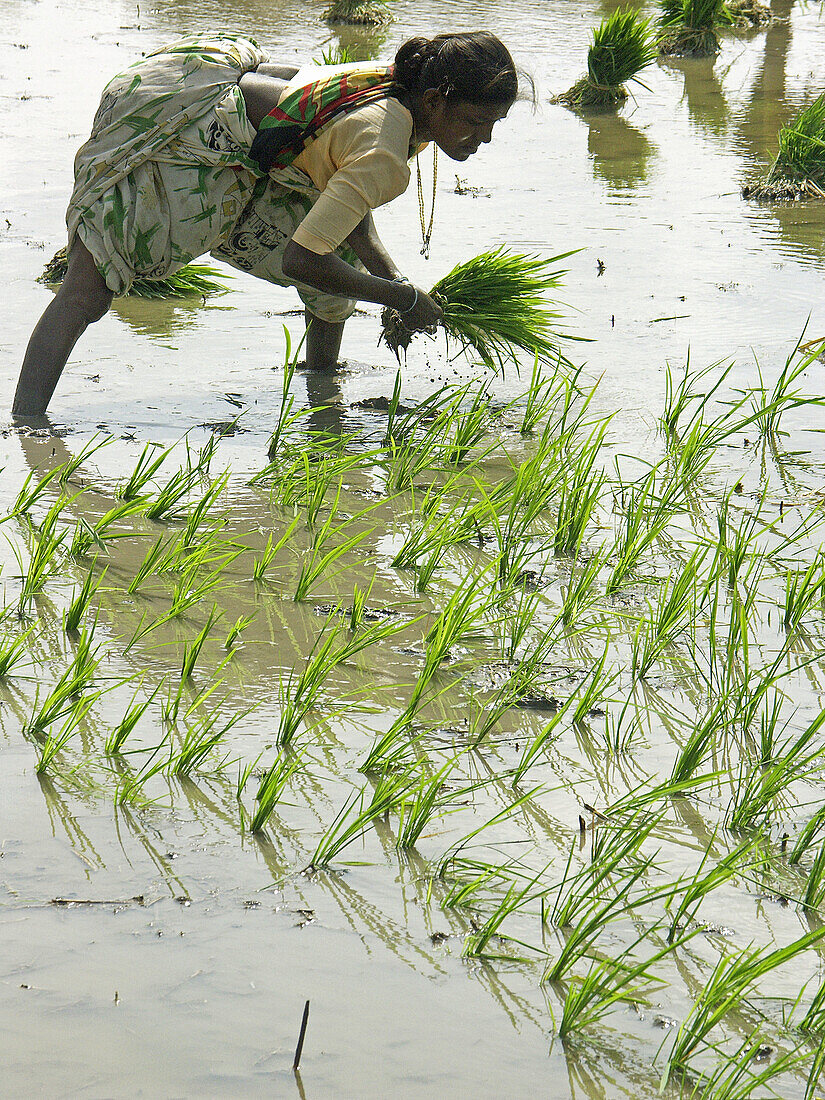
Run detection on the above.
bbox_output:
[3,0,825,1097]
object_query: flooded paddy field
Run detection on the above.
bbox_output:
[3,0,825,1096]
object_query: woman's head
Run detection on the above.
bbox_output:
[393,32,525,161]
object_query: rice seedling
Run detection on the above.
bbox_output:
[114,739,171,807]
[277,614,409,747]
[556,933,689,1039]
[657,0,733,58]
[249,749,304,834]
[726,710,825,832]
[170,710,240,778]
[68,498,147,559]
[55,434,111,486]
[307,771,417,871]
[383,417,448,494]
[659,354,732,440]
[117,441,172,501]
[570,644,619,726]
[789,805,825,865]
[13,507,70,614]
[314,44,357,65]
[0,625,34,678]
[803,840,825,912]
[5,465,64,519]
[395,758,459,849]
[433,788,540,884]
[669,701,727,784]
[555,9,656,111]
[746,339,825,440]
[40,247,231,298]
[260,335,306,464]
[462,865,548,961]
[441,381,493,465]
[558,550,607,629]
[64,563,106,636]
[783,553,825,633]
[631,553,702,679]
[167,547,243,617]
[105,680,162,755]
[144,466,201,522]
[251,516,301,583]
[126,534,177,596]
[391,488,484,575]
[661,928,825,1088]
[178,470,230,549]
[666,835,759,941]
[511,697,576,786]
[179,606,221,682]
[745,94,825,200]
[605,466,684,595]
[322,0,391,26]
[515,354,563,434]
[35,694,98,774]
[799,980,825,1036]
[26,629,102,738]
[224,612,256,650]
[381,247,573,371]
[553,424,608,556]
[294,507,374,602]
[686,1029,805,1099]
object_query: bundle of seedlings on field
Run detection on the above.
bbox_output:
[39,247,231,300]
[381,246,571,370]
[322,0,391,26]
[657,0,733,57]
[554,9,657,110]
[726,0,771,29]
[743,94,825,201]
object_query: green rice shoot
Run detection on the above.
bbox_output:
[743,94,825,201]
[555,9,657,110]
[658,0,733,57]
[39,247,232,300]
[381,246,573,372]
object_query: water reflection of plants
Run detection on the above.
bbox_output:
[6,328,825,1095]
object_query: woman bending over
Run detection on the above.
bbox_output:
[13,31,522,417]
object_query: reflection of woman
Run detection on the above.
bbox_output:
[14,32,523,417]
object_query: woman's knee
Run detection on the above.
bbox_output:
[60,243,114,323]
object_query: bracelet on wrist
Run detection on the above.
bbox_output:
[392,276,418,315]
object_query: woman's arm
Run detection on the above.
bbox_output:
[345,211,399,281]
[282,239,442,330]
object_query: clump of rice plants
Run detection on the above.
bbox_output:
[657,0,733,58]
[322,0,391,26]
[381,247,572,371]
[743,95,825,201]
[39,247,232,299]
[554,10,656,111]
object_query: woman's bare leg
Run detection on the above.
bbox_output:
[13,239,113,417]
[304,309,344,371]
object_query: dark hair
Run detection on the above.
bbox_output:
[393,32,526,106]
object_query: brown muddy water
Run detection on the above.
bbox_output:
[3,0,825,1097]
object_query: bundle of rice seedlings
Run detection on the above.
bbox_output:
[554,9,657,110]
[39,247,232,299]
[322,0,392,26]
[743,95,825,201]
[381,246,572,371]
[658,0,733,57]
[726,0,771,29]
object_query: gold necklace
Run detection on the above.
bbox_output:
[416,142,438,258]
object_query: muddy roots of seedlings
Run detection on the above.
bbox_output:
[555,78,629,110]
[322,0,391,25]
[39,247,232,300]
[726,0,771,28]
[658,0,732,56]
[743,95,825,202]
[658,27,720,56]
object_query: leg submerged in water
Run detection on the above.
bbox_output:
[13,239,113,418]
[304,309,345,372]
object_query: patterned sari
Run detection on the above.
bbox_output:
[67,37,398,321]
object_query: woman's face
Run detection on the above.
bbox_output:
[419,92,513,161]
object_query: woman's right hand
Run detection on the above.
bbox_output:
[395,284,443,333]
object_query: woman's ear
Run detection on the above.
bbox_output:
[418,86,446,131]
